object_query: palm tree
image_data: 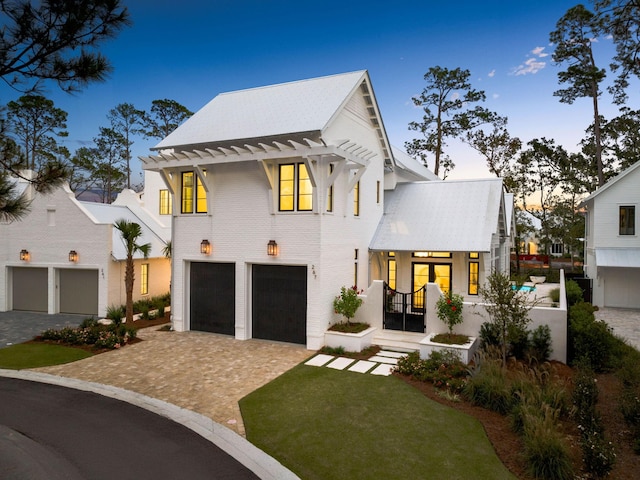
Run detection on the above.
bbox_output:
[114,219,151,324]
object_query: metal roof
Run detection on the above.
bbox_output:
[79,201,169,261]
[595,248,640,268]
[370,178,504,252]
[154,71,368,150]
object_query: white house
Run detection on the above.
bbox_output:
[580,161,640,309]
[140,70,513,351]
[0,172,171,317]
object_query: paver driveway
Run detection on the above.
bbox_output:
[34,327,312,436]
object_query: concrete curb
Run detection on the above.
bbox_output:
[0,369,299,480]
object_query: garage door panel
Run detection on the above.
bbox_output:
[190,262,235,335]
[59,269,98,315]
[252,265,306,344]
[603,268,640,308]
[12,267,48,312]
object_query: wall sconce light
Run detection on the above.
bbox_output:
[200,239,211,255]
[267,240,278,256]
[19,249,30,261]
[69,250,78,262]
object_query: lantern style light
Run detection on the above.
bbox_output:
[267,240,278,256]
[69,250,78,262]
[19,249,30,261]
[200,239,211,255]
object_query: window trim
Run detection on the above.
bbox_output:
[159,189,172,215]
[468,261,479,296]
[140,263,149,295]
[619,205,636,236]
[278,163,314,212]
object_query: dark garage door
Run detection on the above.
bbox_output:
[252,264,307,344]
[12,267,48,312]
[190,262,235,335]
[59,269,99,315]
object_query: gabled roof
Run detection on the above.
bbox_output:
[370,178,504,252]
[579,160,640,207]
[80,197,169,261]
[155,70,371,150]
[391,146,439,182]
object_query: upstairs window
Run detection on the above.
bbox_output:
[279,163,313,211]
[181,172,207,214]
[159,189,172,215]
[620,205,635,235]
[327,164,334,212]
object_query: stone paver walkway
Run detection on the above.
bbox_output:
[34,329,312,436]
[305,349,402,376]
[594,307,640,351]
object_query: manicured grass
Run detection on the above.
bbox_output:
[240,363,516,480]
[0,343,93,369]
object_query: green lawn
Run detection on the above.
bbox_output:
[0,343,93,369]
[240,363,516,480]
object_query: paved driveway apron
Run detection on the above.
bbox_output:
[0,311,85,348]
[35,328,312,436]
[594,307,640,351]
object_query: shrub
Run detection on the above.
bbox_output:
[435,291,464,335]
[333,285,364,323]
[549,287,560,303]
[565,280,583,306]
[528,325,552,363]
[463,358,513,414]
[106,304,125,325]
[581,429,616,478]
[395,351,422,376]
[394,350,469,394]
[569,301,615,372]
[79,317,98,329]
[478,321,501,350]
[522,406,574,480]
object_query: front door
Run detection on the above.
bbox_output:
[412,263,452,307]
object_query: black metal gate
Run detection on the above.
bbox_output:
[383,283,426,333]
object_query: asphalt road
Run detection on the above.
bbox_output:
[0,377,259,480]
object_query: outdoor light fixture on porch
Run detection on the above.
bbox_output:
[69,250,78,262]
[267,240,278,256]
[19,249,30,261]
[200,239,211,255]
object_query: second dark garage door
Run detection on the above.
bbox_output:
[190,262,235,335]
[252,264,307,345]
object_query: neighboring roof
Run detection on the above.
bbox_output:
[595,248,640,268]
[519,209,542,231]
[370,178,504,252]
[80,201,169,261]
[580,161,640,206]
[154,71,368,150]
[391,146,439,181]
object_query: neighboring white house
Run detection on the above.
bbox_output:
[0,172,171,317]
[140,70,513,350]
[580,161,640,309]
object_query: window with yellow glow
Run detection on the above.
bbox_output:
[469,261,479,295]
[388,259,396,290]
[279,163,313,211]
[159,189,172,215]
[353,181,360,216]
[412,251,451,258]
[181,172,207,214]
[298,163,313,211]
[141,263,149,295]
[469,252,479,259]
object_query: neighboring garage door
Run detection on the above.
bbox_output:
[252,264,307,345]
[190,262,235,335]
[603,267,640,308]
[59,269,99,315]
[12,267,48,312]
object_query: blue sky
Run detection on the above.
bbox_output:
[1,0,631,181]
